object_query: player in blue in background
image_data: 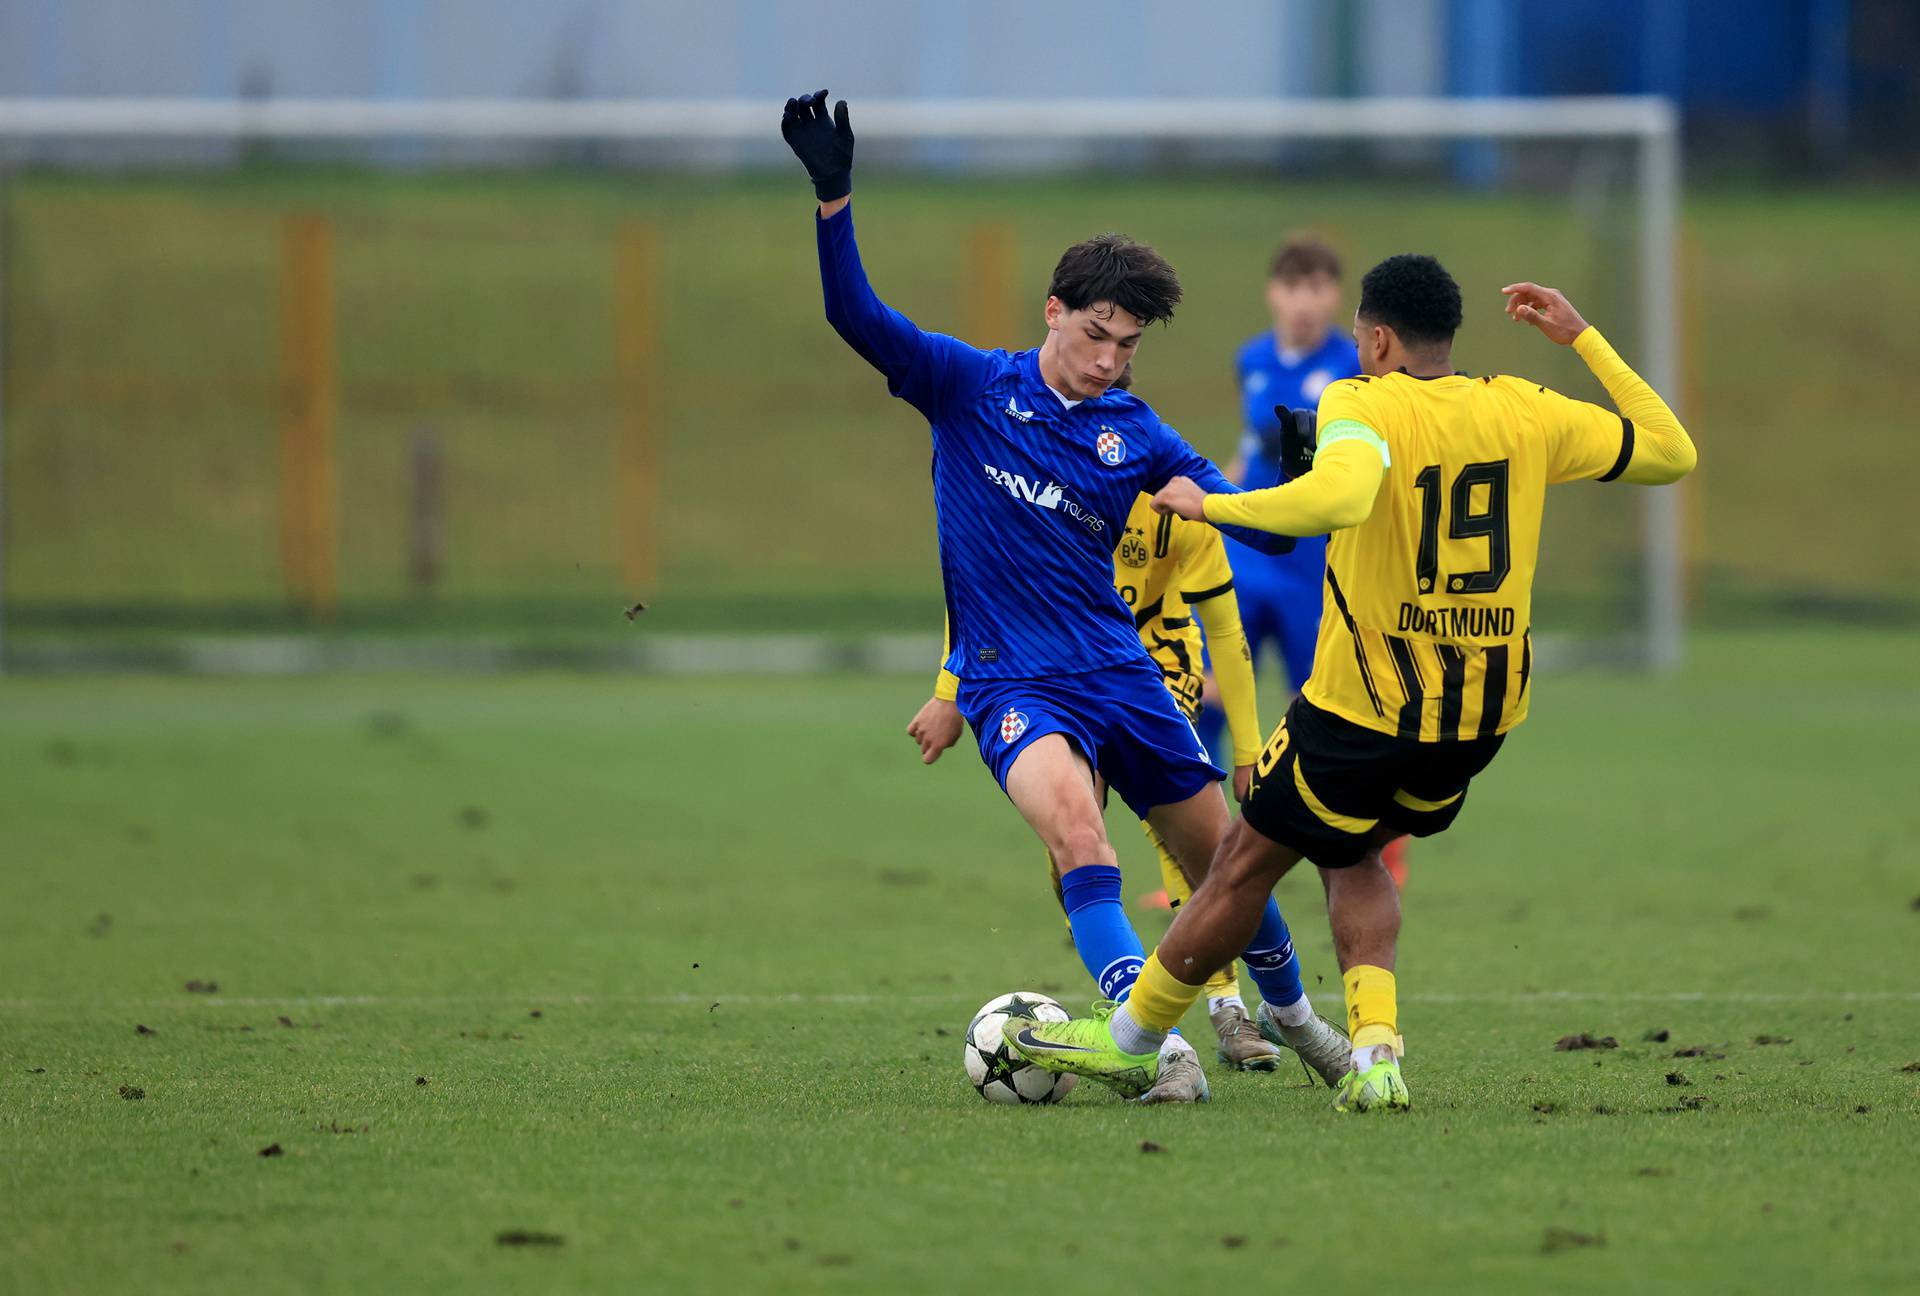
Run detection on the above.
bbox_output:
[1222,236,1359,692]
[783,90,1350,1101]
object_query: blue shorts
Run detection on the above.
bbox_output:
[956,655,1225,819]
[1237,574,1323,693]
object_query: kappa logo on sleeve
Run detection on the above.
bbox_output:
[999,710,1029,743]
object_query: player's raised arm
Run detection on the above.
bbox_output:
[783,89,987,420]
[1502,282,1697,485]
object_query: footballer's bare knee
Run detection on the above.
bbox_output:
[1051,818,1112,874]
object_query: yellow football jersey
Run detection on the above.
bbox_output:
[1112,493,1237,710]
[1304,371,1635,742]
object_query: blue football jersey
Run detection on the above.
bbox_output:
[816,205,1291,681]
[1225,330,1362,587]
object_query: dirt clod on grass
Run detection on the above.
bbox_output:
[414,1076,429,1086]
[1139,1140,1164,1153]
[495,1230,564,1247]
[1643,1028,1670,1042]
[118,1085,145,1100]
[1672,1044,1725,1058]
[1220,1235,1247,1249]
[1634,1167,1672,1177]
[1666,1072,1690,1086]
[277,1016,295,1028]
[135,1024,156,1036]
[1542,1226,1605,1254]
[183,980,219,994]
[1898,1062,1920,1073]
[1554,1032,1617,1051]
[1753,1034,1793,1046]
[1673,1095,1708,1111]
[258,1143,283,1157]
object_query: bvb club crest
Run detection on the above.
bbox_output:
[1118,533,1150,568]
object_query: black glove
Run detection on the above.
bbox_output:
[780,89,854,203]
[1262,404,1318,479]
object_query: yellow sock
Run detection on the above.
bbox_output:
[1126,952,1205,1034]
[1145,824,1240,1002]
[1342,964,1403,1055]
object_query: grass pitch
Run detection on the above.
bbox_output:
[3,628,1917,1293]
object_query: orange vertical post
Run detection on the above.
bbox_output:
[962,222,1019,350]
[279,213,338,622]
[615,223,658,590]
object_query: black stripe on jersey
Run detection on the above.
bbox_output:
[1153,512,1173,559]
[1598,417,1635,482]
[1149,629,1194,677]
[1434,643,1468,741]
[1159,616,1192,631]
[1184,579,1234,604]
[1132,595,1165,629]
[1519,631,1533,701]
[1324,570,1385,718]
[1384,635,1427,739]
[1478,643,1510,738]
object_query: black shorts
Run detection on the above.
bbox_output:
[1241,695,1506,869]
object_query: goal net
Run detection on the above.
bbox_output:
[0,96,1681,673]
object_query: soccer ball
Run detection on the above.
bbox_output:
[962,991,1078,1105]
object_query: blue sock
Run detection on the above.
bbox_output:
[1059,864,1146,1003]
[1240,897,1307,1010]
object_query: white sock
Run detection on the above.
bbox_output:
[1206,993,1247,1016]
[1108,1002,1168,1056]
[1268,994,1315,1029]
[1352,1042,1396,1071]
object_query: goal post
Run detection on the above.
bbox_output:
[0,95,1683,674]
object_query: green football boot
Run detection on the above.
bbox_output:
[1331,1056,1411,1113]
[1001,1001,1159,1100]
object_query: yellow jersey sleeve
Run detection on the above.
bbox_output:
[934,617,959,701]
[1171,523,1260,765]
[1174,516,1236,604]
[1529,380,1636,485]
[1532,328,1697,486]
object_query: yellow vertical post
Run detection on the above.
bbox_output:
[279,213,338,622]
[962,222,1019,350]
[615,223,658,590]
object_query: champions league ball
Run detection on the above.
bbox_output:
[962,991,1078,1105]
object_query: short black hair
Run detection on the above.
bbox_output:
[1357,254,1462,348]
[1048,234,1182,327]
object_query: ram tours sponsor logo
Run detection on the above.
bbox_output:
[1005,397,1034,423]
[981,463,1107,534]
[1095,428,1127,466]
[1396,603,1517,638]
[999,709,1029,743]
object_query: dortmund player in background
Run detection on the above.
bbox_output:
[908,370,1321,1074]
[1008,258,1696,1111]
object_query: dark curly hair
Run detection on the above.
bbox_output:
[1048,234,1182,327]
[1357,254,1462,348]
